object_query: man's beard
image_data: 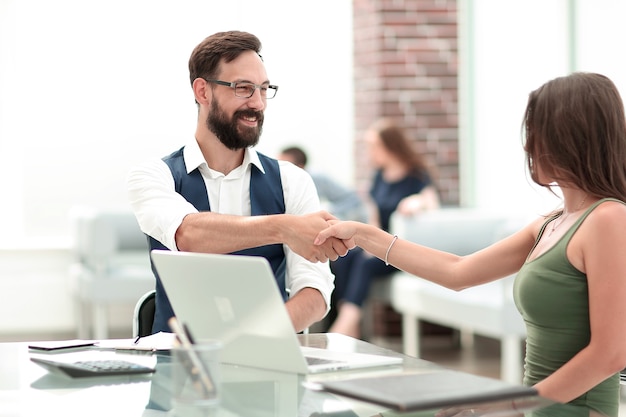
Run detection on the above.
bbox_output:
[206,98,263,150]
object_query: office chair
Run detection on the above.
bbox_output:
[133,290,156,338]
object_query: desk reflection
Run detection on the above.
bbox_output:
[8,335,611,417]
[145,354,358,417]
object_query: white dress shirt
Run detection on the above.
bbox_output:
[127,138,334,310]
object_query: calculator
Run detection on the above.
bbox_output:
[31,357,155,378]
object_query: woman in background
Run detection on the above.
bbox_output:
[316,73,626,416]
[328,118,440,338]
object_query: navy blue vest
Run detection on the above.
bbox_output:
[148,147,287,333]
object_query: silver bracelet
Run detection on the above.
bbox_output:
[384,234,398,266]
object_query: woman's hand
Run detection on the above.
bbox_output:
[314,220,360,252]
[434,397,544,417]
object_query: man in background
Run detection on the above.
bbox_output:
[278,146,368,223]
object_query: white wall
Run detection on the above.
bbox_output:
[464,0,626,215]
[463,0,570,214]
[576,1,626,90]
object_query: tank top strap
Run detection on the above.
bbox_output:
[561,197,625,243]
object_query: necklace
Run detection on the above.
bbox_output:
[548,194,588,237]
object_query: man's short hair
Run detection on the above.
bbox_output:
[188,31,262,86]
[280,146,308,168]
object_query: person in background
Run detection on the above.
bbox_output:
[127,31,347,335]
[327,118,440,338]
[315,72,626,416]
[277,146,368,223]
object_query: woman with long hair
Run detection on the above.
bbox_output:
[316,73,626,416]
[328,118,440,338]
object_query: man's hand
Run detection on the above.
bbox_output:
[282,211,349,262]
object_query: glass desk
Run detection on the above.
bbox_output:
[0,333,604,416]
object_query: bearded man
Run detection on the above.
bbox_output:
[127,31,345,334]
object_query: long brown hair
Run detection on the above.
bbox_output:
[371,118,430,180]
[523,72,626,201]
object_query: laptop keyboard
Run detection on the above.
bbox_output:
[305,356,346,366]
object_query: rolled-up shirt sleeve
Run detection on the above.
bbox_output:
[128,153,335,314]
[127,158,197,251]
[279,161,335,314]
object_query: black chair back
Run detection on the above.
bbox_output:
[135,290,156,337]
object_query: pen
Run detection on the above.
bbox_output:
[182,323,196,344]
[168,317,216,397]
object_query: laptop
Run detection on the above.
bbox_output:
[150,249,403,374]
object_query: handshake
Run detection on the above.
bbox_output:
[284,211,361,263]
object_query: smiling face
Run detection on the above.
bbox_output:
[205,50,269,150]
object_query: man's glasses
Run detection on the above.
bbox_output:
[205,79,278,99]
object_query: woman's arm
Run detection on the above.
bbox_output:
[315,218,540,290]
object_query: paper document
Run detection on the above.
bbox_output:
[96,331,176,352]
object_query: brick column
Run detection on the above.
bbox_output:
[353,0,459,205]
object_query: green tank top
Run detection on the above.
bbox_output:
[513,198,622,417]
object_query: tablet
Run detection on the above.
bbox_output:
[28,340,96,352]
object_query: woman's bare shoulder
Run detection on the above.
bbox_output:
[585,199,626,224]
